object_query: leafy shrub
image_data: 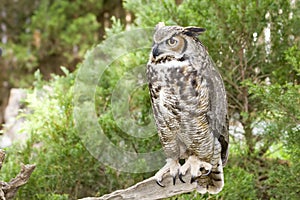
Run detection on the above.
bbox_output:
[1,23,158,199]
[1,0,102,88]
[1,69,105,199]
[266,162,300,199]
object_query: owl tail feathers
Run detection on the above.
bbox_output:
[197,158,224,194]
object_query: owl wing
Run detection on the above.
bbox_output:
[147,77,181,159]
[204,61,229,166]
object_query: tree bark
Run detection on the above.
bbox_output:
[79,173,198,200]
[0,149,36,200]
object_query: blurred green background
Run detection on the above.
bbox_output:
[0,0,299,199]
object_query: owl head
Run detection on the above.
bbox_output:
[150,22,206,62]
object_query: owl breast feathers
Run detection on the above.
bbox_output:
[147,22,229,194]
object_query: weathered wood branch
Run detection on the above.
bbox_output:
[0,150,5,170]
[0,149,36,200]
[79,173,197,200]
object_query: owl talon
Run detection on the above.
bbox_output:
[156,180,165,187]
[202,168,211,176]
[172,175,176,185]
[179,173,185,183]
[154,158,180,187]
[190,176,197,184]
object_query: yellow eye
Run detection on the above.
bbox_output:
[166,37,178,46]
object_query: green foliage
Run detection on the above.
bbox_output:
[1,0,102,88]
[217,166,257,199]
[247,45,300,158]
[1,29,157,198]
[266,162,300,199]
[29,0,101,60]
[245,45,300,199]
[34,193,69,200]
[285,45,300,76]
[1,70,105,199]
[124,0,179,26]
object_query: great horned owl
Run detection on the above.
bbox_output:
[147,22,229,194]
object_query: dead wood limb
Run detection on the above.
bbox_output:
[79,173,197,200]
[0,150,5,170]
[0,149,36,200]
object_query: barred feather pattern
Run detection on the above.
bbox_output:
[148,55,218,157]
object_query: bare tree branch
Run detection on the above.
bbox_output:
[79,173,197,200]
[0,149,36,200]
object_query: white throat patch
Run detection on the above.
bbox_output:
[154,59,189,68]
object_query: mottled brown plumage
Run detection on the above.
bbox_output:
[147,22,229,194]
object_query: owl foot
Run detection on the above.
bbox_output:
[196,158,224,194]
[154,158,180,187]
[207,159,224,194]
[179,155,212,184]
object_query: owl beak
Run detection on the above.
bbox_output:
[152,45,162,59]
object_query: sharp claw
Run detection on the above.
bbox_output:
[156,180,165,187]
[179,173,185,183]
[172,175,176,185]
[190,176,197,184]
[202,168,211,176]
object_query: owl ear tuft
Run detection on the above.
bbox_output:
[183,27,206,36]
[155,22,165,31]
